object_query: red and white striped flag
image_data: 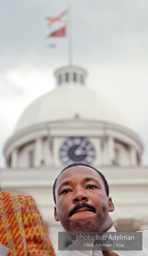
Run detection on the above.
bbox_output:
[46,10,68,27]
[48,27,66,38]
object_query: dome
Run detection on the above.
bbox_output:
[14,66,131,133]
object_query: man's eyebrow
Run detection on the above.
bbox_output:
[84,177,100,183]
[58,181,71,193]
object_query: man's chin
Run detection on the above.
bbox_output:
[69,216,97,232]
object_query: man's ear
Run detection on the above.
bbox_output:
[54,206,59,221]
[108,197,114,212]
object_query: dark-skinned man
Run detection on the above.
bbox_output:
[53,163,147,256]
[53,163,119,256]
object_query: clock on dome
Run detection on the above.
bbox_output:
[59,137,95,165]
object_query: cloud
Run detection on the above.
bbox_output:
[0,0,148,166]
[0,65,56,167]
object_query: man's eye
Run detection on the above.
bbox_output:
[86,184,98,189]
[60,189,71,195]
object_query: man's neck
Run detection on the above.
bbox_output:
[103,223,114,233]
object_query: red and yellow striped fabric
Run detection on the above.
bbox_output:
[0,191,55,256]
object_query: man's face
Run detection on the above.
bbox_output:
[54,165,114,232]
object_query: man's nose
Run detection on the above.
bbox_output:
[72,190,88,204]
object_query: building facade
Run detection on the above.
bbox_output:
[2,66,148,250]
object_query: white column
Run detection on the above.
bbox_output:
[130,146,137,166]
[43,138,53,165]
[91,138,102,165]
[53,138,61,166]
[34,137,42,167]
[102,136,115,165]
[108,136,115,164]
[11,148,18,168]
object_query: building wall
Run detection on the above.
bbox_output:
[5,120,142,169]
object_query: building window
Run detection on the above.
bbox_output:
[8,155,11,167]
[28,150,34,167]
[41,159,45,165]
[73,72,77,82]
[114,148,120,165]
[137,152,140,165]
[65,73,69,82]
[58,75,62,84]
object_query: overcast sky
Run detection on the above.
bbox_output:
[1,0,148,167]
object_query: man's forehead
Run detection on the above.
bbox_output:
[56,165,103,188]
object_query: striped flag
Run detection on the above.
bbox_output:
[48,27,66,38]
[46,10,68,27]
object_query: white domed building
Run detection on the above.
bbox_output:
[2,66,148,250]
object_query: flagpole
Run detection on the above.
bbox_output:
[68,0,73,66]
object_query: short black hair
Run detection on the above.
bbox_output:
[53,163,109,204]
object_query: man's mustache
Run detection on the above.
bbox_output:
[69,202,96,217]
